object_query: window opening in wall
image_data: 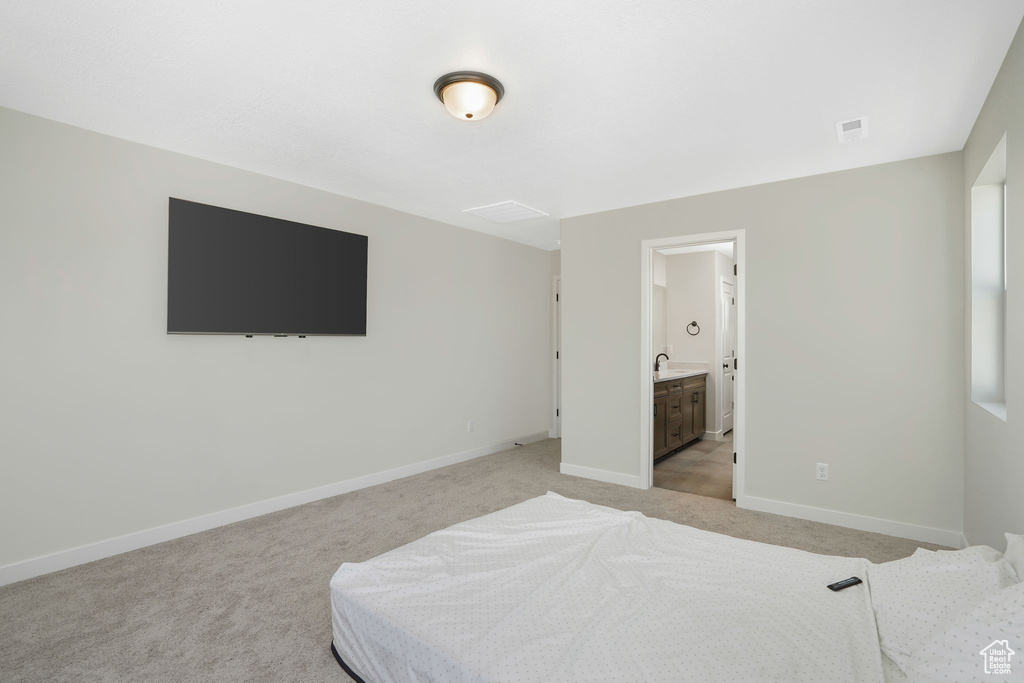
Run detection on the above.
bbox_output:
[971,133,1007,421]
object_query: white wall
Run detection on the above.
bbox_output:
[665,252,716,368]
[561,152,964,541]
[652,286,667,358]
[962,22,1024,548]
[651,251,668,358]
[0,107,552,569]
[652,251,667,287]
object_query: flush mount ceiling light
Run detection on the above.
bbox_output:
[433,71,504,121]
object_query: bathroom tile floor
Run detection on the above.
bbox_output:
[654,432,734,501]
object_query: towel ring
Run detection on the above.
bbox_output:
[686,321,700,336]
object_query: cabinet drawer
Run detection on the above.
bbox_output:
[666,419,683,451]
[683,375,707,390]
[654,382,670,398]
[663,380,684,394]
[667,394,683,422]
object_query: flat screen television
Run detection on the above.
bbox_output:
[167,198,368,336]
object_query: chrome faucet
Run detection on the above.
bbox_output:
[654,353,669,372]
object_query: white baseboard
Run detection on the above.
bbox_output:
[559,462,644,489]
[0,432,549,587]
[703,429,725,441]
[739,495,963,548]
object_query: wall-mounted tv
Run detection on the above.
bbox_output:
[167,198,367,336]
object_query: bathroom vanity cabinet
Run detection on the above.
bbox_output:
[653,373,707,460]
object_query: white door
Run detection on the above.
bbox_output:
[554,278,561,437]
[721,280,736,434]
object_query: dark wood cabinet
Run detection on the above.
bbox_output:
[653,373,706,461]
[694,385,706,436]
[653,395,668,456]
[680,384,706,445]
[666,391,683,424]
[666,414,683,452]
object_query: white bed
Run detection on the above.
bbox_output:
[330,492,889,682]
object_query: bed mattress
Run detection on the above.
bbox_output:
[330,492,886,682]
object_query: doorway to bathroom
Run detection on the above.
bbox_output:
[640,231,745,504]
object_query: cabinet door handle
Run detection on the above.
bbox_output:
[654,404,657,417]
[693,393,699,403]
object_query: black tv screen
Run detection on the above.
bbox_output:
[167,199,367,335]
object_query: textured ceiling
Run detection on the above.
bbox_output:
[0,1,1021,250]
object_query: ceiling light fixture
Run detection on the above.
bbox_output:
[433,71,504,121]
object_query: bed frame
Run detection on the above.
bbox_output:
[329,641,366,683]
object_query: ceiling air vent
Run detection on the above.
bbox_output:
[463,200,549,224]
[835,116,869,143]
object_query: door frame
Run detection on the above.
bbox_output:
[639,230,746,503]
[550,275,561,438]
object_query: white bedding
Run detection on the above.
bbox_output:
[330,492,887,682]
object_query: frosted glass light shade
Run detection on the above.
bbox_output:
[441,81,498,120]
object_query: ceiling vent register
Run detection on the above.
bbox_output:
[835,116,869,143]
[463,201,549,223]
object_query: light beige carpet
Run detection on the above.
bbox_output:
[0,439,944,682]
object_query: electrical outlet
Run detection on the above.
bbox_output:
[816,463,829,481]
[467,420,474,433]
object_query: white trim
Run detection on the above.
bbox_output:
[973,400,1007,422]
[0,432,549,587]
[550,275,562,438]
[703,429,725,441]
[559,462,644,489]
[714,274,724,436]
[640,230,746,503]
[740,495,963,548]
